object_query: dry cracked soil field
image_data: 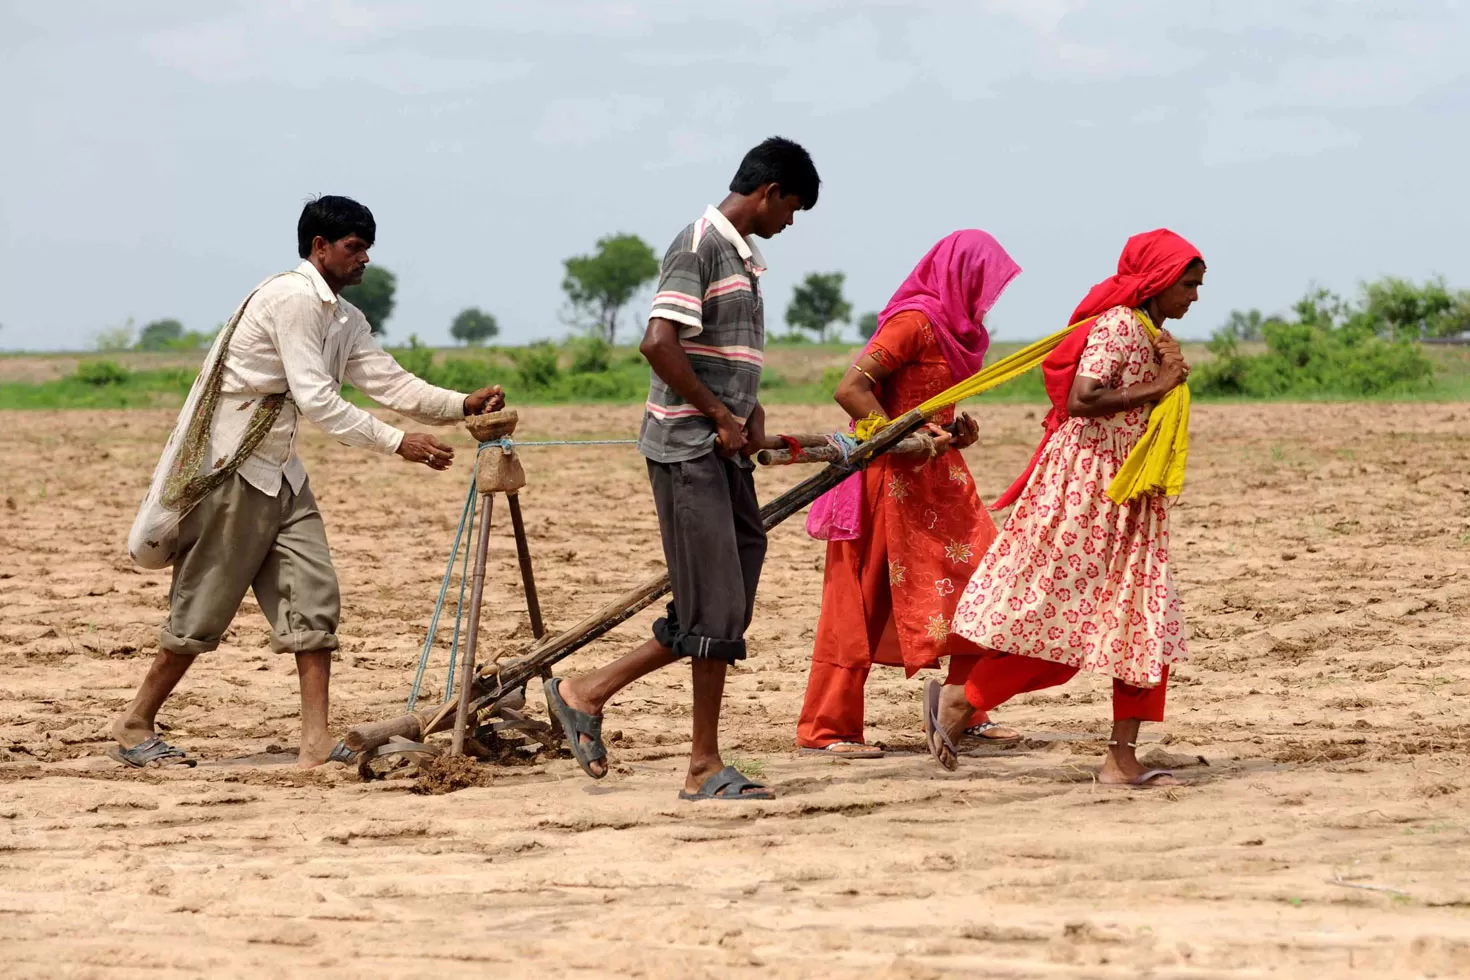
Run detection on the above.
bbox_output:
[2,402,1470,979]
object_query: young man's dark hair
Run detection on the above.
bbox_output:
[729,136,821,210]
[297,195,376,259]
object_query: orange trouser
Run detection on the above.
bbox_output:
[951,652,1169,723]
[797,657,973,748]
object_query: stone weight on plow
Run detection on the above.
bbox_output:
[464,409,526,494]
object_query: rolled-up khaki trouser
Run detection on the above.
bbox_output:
[161,473,340,656]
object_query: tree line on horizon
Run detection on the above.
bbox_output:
[82,235,1470,395]
[83,233,878,354]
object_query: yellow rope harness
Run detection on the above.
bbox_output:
[855,310,1190,503]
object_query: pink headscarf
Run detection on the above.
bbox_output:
[871,229,1022,381]
[806,229,1021,541]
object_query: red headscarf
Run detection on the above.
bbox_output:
[990,229,1203,511]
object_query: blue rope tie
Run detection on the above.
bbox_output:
[825,432,861,468]
[405,478,475,711]
[404,435,637,711]
[479,437,639,450]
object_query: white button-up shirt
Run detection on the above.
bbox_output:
[207,261,466,496]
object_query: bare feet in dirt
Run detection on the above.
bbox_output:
[297,733,339,769]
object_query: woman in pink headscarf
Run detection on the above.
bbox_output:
[796,230,1022,757]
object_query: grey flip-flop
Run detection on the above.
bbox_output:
[543,677,607,779]
[107,734,196,769]
[327,740,356,764]
[678,766,774,801]
[923,679,961,772]
[798,741,884,759]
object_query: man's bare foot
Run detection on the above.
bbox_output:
[554,677,608,778]
[297,733,339,769]
[111,714,155,750]
[1097,745,1180,787]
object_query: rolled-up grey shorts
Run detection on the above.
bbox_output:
[161,473,340,656]
[647,453,767,663]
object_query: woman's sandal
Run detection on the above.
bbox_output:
[923,679,961,771]
[964,720,1021,741]
[1103,739,1181,787]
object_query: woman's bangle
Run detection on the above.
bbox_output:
[849,363,878,385]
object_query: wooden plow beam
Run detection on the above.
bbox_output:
[344,408,931,765]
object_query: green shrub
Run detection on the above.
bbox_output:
[388,334,435,379]
[75,360,130,386]
[510,342,562,391]
[1193,321,1434,398]
[430,355,498,393]
[568,336,613,374]
[558,370,643,401]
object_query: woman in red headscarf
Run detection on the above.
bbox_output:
[795,230,1023,758]
[930,230,1204,786]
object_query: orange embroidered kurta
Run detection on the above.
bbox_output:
[809,312,998,677]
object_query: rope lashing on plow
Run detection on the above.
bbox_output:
[406,437,637,711]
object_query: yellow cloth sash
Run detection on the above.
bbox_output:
[854,309,1189,504]
[1105,310,1189,503]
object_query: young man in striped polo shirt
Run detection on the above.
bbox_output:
[546,137,820,801]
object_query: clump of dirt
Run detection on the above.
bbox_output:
[1139,748,1210,769]
[1272,739,1368,763]
[413,754,495,795]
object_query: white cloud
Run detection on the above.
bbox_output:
[534,94,664,149]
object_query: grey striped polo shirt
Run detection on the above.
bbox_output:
[637,205,766,468]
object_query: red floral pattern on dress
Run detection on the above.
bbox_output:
[951,306,1187,687]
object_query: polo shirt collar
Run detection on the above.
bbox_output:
[702,205,767,275]
[296,260,339,304]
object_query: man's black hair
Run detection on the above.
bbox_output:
[297,195,376,258]
[729,136,821,210]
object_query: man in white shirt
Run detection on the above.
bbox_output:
[113,195,504,769]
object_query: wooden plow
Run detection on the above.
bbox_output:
[343,407,938,772]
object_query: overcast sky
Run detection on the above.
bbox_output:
[2,0,1467,350]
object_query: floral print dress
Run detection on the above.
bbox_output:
[950,305,1187,687]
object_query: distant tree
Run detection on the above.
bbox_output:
[562,234,660,344]
[786,272,852,343]
[857,311,879,340]
[343,266,397,335]
[93,318,136,351]
[450,307,500,346]
[1361,275,1470,339]
[1213,309,1278,344]
[136,318,185,351]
